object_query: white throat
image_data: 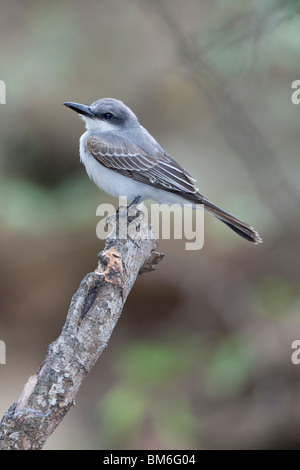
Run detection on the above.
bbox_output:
[80,115,115,132]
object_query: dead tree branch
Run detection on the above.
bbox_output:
[0,214,164,450]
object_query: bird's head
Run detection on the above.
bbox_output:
[64,97,139,132]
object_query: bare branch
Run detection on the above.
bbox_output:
[0,215,164,450]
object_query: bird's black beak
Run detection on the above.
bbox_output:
[64,102,95,118]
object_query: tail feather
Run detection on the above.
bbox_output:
[202,198,262,244]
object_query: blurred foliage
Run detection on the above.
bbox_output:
[254,275,298,317]
[0,175,100,233]
[153,399,200,448]
[115,340,198,384]
[97,338,203,448]
[206,336,255,397]
[99,385,147,446]
[97,336,255,448]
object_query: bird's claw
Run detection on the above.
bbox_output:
[105,202,145,240]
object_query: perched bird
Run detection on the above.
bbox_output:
[64,98,262,244]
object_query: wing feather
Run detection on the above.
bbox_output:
[85,135,198,195]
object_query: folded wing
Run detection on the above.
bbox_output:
[85,135,199,196]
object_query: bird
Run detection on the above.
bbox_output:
[64,97,262,244]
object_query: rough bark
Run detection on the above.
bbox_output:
[0,214,164,450]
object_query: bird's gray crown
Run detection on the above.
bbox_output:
[90,98,139,128]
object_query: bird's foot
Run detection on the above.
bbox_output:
[124,195,142,222]
[105,196,144,240]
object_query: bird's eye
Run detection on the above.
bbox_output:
[104,113,113,120]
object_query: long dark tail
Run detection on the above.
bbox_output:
[202,198,262,244]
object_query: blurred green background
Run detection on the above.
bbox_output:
[1,0,300,450]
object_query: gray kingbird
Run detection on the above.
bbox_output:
[64,97,262,243]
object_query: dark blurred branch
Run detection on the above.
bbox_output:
[0,214,164,450]
[202,0,300,54]
[146,0,300,227]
